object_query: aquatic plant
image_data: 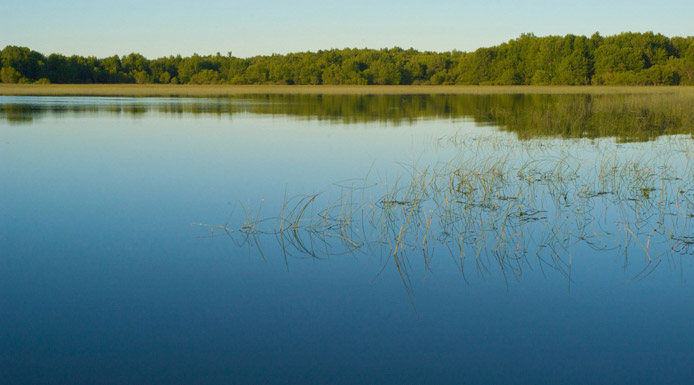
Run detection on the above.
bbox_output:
[199,135,694,294]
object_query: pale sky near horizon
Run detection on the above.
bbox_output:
[1,0,693,59]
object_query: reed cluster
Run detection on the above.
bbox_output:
[198,135,694,293]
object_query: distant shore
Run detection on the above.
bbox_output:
[1,84,693,97]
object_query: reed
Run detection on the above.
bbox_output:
[2,84,694,97]
[198,135,694,290]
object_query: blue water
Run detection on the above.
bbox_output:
[2,96,694,384]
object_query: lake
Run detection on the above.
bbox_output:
[2,93,694,384]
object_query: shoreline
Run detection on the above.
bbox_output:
[2,84,694,97]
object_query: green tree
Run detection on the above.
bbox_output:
[133,70,151,84]
[177,55,201,83]
[159,72,171,84]
[368,56,401,85]
[0,66,21,83]
[1,46,46,80]
[189,69,221,84]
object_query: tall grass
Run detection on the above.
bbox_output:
[2,84,694,97]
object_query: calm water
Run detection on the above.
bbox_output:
[2,95,694,384]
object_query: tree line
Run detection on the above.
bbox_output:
[2,32,694,86]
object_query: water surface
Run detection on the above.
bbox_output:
[2,94,694,384]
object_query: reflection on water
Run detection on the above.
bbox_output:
[3,92,694,141]
[2,95,694,385]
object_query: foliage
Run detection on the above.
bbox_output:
[2,32,694,85]
[0,66,21,83]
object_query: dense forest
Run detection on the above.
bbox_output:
[2,32,694,86]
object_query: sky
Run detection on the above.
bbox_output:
[1,0,693,59]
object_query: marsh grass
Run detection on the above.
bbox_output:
[198,135,694,293]
[3,84,694,97]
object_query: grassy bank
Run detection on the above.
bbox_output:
[2,84,694,97]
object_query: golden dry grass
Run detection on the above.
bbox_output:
[2,84,694,97]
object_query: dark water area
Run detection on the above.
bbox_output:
[2,95,694,384]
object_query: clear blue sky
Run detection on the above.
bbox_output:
[1,0,692,59]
